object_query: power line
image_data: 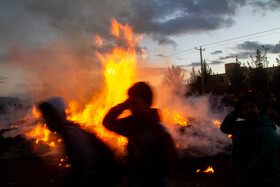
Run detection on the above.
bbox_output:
[202,27,280,48]
[148,27,280,63]
[204,31,280,50]
[148,47,195,62]
[150,50,197,63]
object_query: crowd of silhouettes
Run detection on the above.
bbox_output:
[38,82,176,187]
[38,83,280,187]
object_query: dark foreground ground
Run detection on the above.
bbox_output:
[0,155,245,187]
[1,155,280,187]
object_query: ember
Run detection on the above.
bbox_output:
[212,119,221,128]
[203,166,214,173]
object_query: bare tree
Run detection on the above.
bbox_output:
[162,65,186,95]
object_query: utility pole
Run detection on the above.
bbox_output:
[195,46,205,94]
[262,45,269,67]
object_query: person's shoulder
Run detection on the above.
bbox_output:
[257,116,278,136]
[260,115,277,128]
[61,121,86,136]
[156,123,167,130]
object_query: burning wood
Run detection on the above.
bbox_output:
[203,166,214,173]
[212,119,222,128]
[1,18,232,162]
[196,166,215,174]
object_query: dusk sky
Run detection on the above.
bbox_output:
[0,0,280,96]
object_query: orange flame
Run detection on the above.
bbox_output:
[94,33,103,47]
[24,106,58,148]
[66,18,142,153]
[26,123,56,147]
[32,106,41,118]
[212,119,221,128]
[203,166,214,173]
[110,18,142,47]
[173,112,189,126]
[162,109,189,127]
[23,18,191,155]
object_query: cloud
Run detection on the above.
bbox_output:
[250,0,280,11]
[219,55,236,60]
[0,0,279,66]
[218,51,254,60]
[186,60,224,67]
[236,41,263,51]
[155,35,177,47]
[1,0,272,54]
[128,0,242,36]
[188,62,201,67]
[211,50,223,55]
[210,60,224,65]
[217,50,261,62]
[156,54,167,57]
[236,41,280,53]
[177,57,184,60]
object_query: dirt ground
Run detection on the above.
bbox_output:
[0,155,237,187]
[1,155,280,187]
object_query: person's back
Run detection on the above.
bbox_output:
[220,94,279,186]
[38,97,120,187]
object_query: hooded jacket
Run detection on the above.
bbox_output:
[40,97,120,186]
[221,112,279,181]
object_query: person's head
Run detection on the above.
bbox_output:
[266,92,277,106]
[38,97,67,132]
[127,82,153,116]
[239,94,261,121]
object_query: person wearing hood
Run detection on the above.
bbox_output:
[103,82,176,187]
[220,94,279,186]
[38,97,120,187]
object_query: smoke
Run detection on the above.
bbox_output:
[0,7,234,158]
[5,43,104,108]
[1,52,232,158]
[151,81,231,157]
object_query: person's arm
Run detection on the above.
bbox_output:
[220,111,239,134]
[242,126,279,178]
[102,101,131,136]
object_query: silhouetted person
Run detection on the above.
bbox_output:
[220,94,279,187]
[261,92,280,126]
[103,82,176,187]
[38,97,120,187]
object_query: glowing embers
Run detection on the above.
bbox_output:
[203,166,214,173]
[58,156,71,168]
[196,166,215,174]
[212,119,221,128]
[173,113,189,127]
[26,123,58,149]
[161,109,190,127]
